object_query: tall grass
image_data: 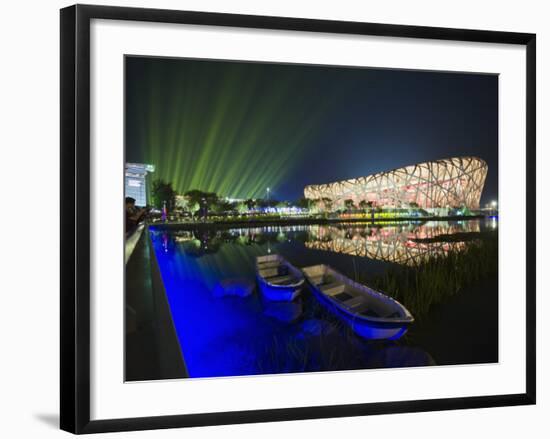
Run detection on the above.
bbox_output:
[365,234,498,319]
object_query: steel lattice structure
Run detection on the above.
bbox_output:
[304,157,488,210]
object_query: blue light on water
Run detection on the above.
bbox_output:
[151,232,275,377]
[149,225,442,378]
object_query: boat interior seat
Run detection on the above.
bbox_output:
[268,275,295,285]
[258,261,280,269]
[259,268,279,278]
[343,296,366,309]
[321,282,346,296]
[307,275,324,285]
[357,306,381,317]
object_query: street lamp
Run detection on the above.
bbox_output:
[491,200,498,208]
[266,187,270,202]
[201,197,207,221]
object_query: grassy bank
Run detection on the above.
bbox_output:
[364,232,498,320]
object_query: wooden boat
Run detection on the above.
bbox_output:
[302,264,414,340]
[256,254,304,301]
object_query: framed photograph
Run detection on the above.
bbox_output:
[60,4,536,434]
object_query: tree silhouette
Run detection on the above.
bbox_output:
[151,179,176,210]
[344,199,355,212]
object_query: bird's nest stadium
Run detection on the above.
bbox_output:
[303,157,488,212]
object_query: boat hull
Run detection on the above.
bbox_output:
[257,276,303,302]
[302,264,413,340]
[256,254,304,302]
[310,286,409,340]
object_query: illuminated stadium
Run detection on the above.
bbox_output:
[304,157,488,212]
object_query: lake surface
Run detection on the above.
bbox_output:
[150,218,498,378]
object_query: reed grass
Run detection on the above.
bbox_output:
[365,234,498,319]
[254,296,373,374]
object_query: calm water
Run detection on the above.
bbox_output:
[150,218,498,378]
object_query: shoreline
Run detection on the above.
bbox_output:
[148,214,488,231]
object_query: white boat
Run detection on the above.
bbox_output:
[302,264,414,340]
[256,254,304,301]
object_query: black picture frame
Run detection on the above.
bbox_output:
[60,4,536,434]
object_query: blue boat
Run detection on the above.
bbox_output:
[302,264,414,340]
[256,255,304,302]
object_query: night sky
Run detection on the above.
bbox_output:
[126,56,498,205]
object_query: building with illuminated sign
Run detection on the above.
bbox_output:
[125,163,155,207]
[304,157,487,213]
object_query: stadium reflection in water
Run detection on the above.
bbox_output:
[151,219,496,379]
[304,221,480,266]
